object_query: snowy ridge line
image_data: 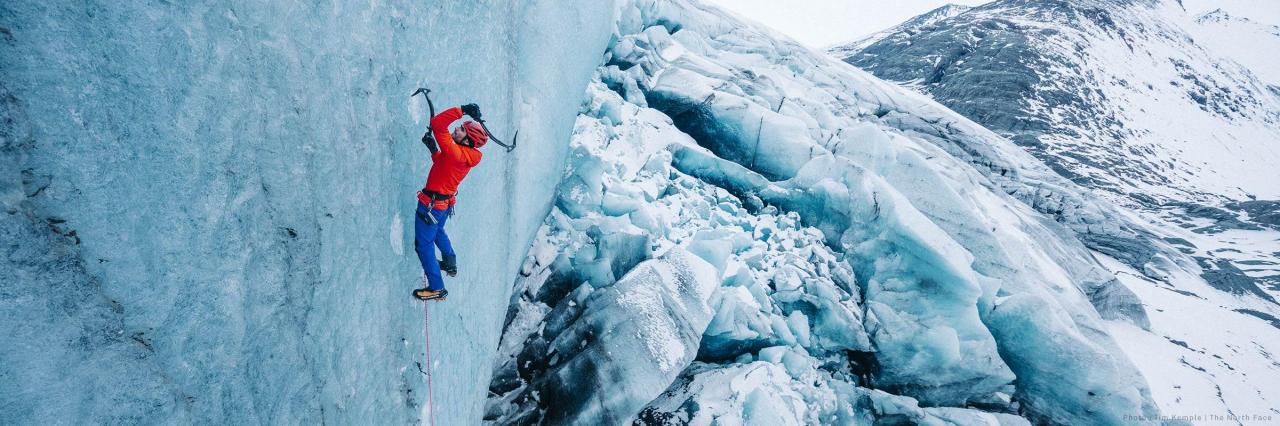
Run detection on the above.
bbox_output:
[825,3,974,58]
[1191,8,1280,88]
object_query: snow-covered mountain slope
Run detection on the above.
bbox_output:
[827,4,973,58]
[834,0,1280,290]
[840,1,1280,293]
[474,1,1228,424]
[1190,8,1280,87]
[1182,0,1280,28]
[834,0,1280,420]
[2,1,619,424]
[840,0,1280,204]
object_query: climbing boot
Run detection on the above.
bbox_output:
[413,288,448,301]
[440,255,457,277]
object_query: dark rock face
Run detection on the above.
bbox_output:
[1088,278,1152,329]
[1234,309,1280,330]
[1229,200,1280,229]
[1198,258,1278,304]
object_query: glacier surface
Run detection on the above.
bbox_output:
[486,1,1168,424]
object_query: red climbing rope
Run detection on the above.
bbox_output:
[423,301,436,426]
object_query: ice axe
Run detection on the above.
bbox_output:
[475,118,517,153]
[411,87,517,153]
[411,87,431,97]
[412,87,439,148]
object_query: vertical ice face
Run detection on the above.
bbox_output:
[1,1,618,424]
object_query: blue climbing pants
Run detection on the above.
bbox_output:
[414,202,455,291]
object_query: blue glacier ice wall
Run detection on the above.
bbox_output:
[1,1,618,424]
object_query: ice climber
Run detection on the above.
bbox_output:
[412,103,487,301]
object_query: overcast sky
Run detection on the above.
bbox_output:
[703,0,993,47]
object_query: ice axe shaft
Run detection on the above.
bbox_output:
[412,87,438,121]
[412,87,439,150]
[476,119,517,153]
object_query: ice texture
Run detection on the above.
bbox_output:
[496,249,716,425]
[2,1,620,424]
[486,80,876,423]
[638,361,810,425]
[5,0,1216,424]
[488,1,1166,424]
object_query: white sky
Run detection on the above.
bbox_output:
[703,0,994,47]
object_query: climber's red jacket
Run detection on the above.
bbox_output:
[420,106,483,209]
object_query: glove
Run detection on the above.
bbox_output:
[421,131,439,154]
[460,103,482,119]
